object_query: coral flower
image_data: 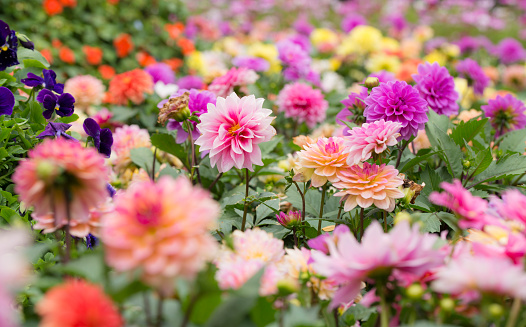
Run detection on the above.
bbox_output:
[208,67,259,98]
[98,65,115,80]
[82,46,103,66]
[364,81,428,140]
[481,94,526,137]
[13,138,108,231]
[311,221,444,308]
[107,69,153,105]
[36,279,122,327]
[43,0,63,16]
[64,75,105,111]
[344,119,402,165]
[195,93,276,173]
[112,124,151,170]
[333,163,404,212]
[412,62,459,116]
[277,82,328,128]
[59,47,75,64]
[102,176,219,293]
[296,137,349,187]
[113,33,134,58]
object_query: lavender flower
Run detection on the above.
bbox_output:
[176,75,204,90]
[482,94,526,137]
[337,86,368,129]
[412,62,459,116]
[456,59,490,95]
[144,62,176,84]
[493,38,525,65]
[341,14,367,33]
[232,56,270,72]
[364,81,429,140]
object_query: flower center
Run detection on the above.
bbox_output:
[228,123,241,136]
[324,142,339,153]
[0,45,8,51]
[55,106,60,111]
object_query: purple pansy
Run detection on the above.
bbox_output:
[36,89,75,119]
[0,20,19,71]
[22,69,64,94]
[0,86,14,116]
[83,118,113,158]
[37,122,76,140]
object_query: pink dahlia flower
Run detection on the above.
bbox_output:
[481,94,526,137]
[432,255,526,302]
[311,221,444,308]
[491,189,526,225]
[429,180,492,229]
[64,75,105,112]
[208,67,259,98]
[344,119,401,165]
[333,163,404,212]
[276,82,328,128]
[296,137,350,187]
[412,62,459,116]
[456,58,490,95]
[112,125,151,170]
[13,139,108,230]
[102,176,219,294]
[195,93,276,173]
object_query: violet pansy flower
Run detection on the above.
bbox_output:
[83,118,113,158]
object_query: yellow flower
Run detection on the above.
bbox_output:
[213,37,242,57]
[423,50,447,66]
[443,44,460,58]
[413,25,434,42]
[310,28,338,50]
[454,78,475,108]
[338,25,383,56]
[186,51,206,76]
[381,37,400,52]
[329,58,341,71]
[247,42,281,73]
[366,53,401,73]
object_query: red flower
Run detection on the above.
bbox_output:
[136,51,156,67]
[177,38,195,55]
[59,47,75,64]
[107,0,119,4]
[163,58,183,71]
[164,23,185,40]
[51,39,62,48]
[113,33,133,58]
[98,65,116,80]
[36,279,122,327]
[108,69,153,105]
[83,46,103,66]
[43,0,63,16]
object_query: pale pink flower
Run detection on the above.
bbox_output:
[490,189,526,225]
[333,163,404,212]
[64,75,105,112]
[208,67,259,97]
[13,139,108,229]
[296,137,350,187]
[195,93,276,173]
[344,119,401,165]
[276,82,328,128]
[112,125,151,171]
[102,176,219,294]
[432,255,526,302]
[311,221,444,308]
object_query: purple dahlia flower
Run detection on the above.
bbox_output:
[145,63,176,85]
[364,81,429,140]
[412,62,459,116]
[176,75,204,90]
[341,14,366,33]
[337,86,368,131]
[232,56,270,72]
[481,94,526,137]
[493,38,525,65]
[456,59,490,96]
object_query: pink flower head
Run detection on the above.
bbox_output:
[307,224,350,255]
[112,125,151,170]
[13,138,108,231]
[296,137,350,187]
[491,189,526,225]
[91,108,123,130]
[337,86,368,133]
[432,255,526,302]
[333,163,404,212]
[481,94,526,137]
[429,180,491,229]
[195,93,276,173]
[64,75,105,111]
[276,210,302,228]
[344,119,401,165]
[456,59,490,95]
[102,176,219,294]
[277,82,328,128]
[208,67,259,98]
[412,62,459,116]
[311,221,444,308]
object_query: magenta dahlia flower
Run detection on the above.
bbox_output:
[195,93,276,173]
[490,189,526,225]
[311,221,444,308]
[344,119,402,165]
[337,86,368,132]
[481,94,526,137]
[208,67,258,98]
[364,81,428,140]
[456,59,490,95]
[493,38,525,65]
[277,82,328,128]
[412,62,459,116]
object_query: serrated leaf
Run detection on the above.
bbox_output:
[399,151,437,173]
[499,128,526,153]
[470,147,493,178]
[450,118,488,146]
[430,123,463,178]
[469,153,526,188]
[150,133,187,160]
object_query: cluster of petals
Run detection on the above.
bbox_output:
[102,176,219,294]
[337,86,368,132]
[296,137,349,187]
[111,124,151,170]
[412,62,459,116]
[344,119,401,165]
[481,94,526,137]
[276,82,328,128]
[491,189,526,225]
[311,221,444,308]
[364,81,428,140]
[456,58,490,95]
[208,67,259,97]
[107,69,153,105]
[333,162,404,212]
[13,138,108,231]
[64,75,105,112]
[195,93,275,173]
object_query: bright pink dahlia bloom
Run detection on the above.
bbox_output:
[429,180,491,229]
[456,58,490,95]
[13,138,108,230]
[491,189,526,225]
[412,62,459,116]
[102,176,219,294]
[276,82,328,128]
[344,119,401,165]
[296,137,350,187]
[195,93,276,173]
[311,221,444,308]
[333,163,404,212]
[364,81,428,140]
[208,67,259,98]
[481,94,526,137]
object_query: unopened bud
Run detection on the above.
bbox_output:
[276,210,302,229]
[158,92,191,124]
[394,211,412,225]
[364,76,380,88]
[406,284,424,299]
[16,33,34,50]
[276,279,300,296]
[462,160,470,168]
[488,303,504,318]
[440,298,455,312]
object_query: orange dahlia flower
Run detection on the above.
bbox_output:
[107,69,153,105]
[82,46,103,66]
[113,33,133,58]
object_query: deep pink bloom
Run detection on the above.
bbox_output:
[145,62,176,85]
[344,119,401,165]
[337,86,368,133]
[481,94,526,137]
[277,82,328,128]
[311,221,444,308]
[208,67,258,98]
[368,71,395,84]
[412,62,459,116]
[195,93,276,173]
[341,14,367,33]
[429,180,492,229]
[493,38,525,65]
[364,81,428,140]
[456,59,490,95]
[490,189,526,225]
[276,210,302,228]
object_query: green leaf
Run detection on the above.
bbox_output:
[449,118,488,146]
[190,293,222,324]
[256,198,280,225]
[260,135,283,155]
[499,128,526,153]
[61,252,104,282]
[250,297,277,327]
[158,166,182,179]
[150,133,187,160]
[428,123,463,179]
[0,207,21,224]
[399,322,459,327]
[22,59,48,70]
[17,48,50,68]
[470,153,526,188]
[470,147,493,178]
[130,147,159,173]
[418,213,442,233]
[110,107,139,122]
[399,151,437,173]
[29,101,46,125]
[56,114,79,124]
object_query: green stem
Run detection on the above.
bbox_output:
[395,141,408,169]
[317,183,327,235]
[241,169,250,232]
[383,211,387,232]
[292,226,298,248]
[506,298,521,327]
[359,207,365,242]
[151,147,157,181]
[379,285,390,327]
[63,189,72,264]
[293,181,306,240]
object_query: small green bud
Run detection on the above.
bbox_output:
[276,279,300,296]
[406,283,424,299]
[364,76,380,88]
[394,211,412,225]
[440,298,455,312]
[488,303,504,318]
[463,160,470,168]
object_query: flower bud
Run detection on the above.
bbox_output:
[402,188,415,205]
[276,210,302,229]
[488,303,504,318]
[158,92,191,125]
[276,279,300,296]
[462,160,470,169]
[439,298,455,312]
[394,211,412,225]
[364,76,380,88]
[406,283,424,299]
[16,33,34,50]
